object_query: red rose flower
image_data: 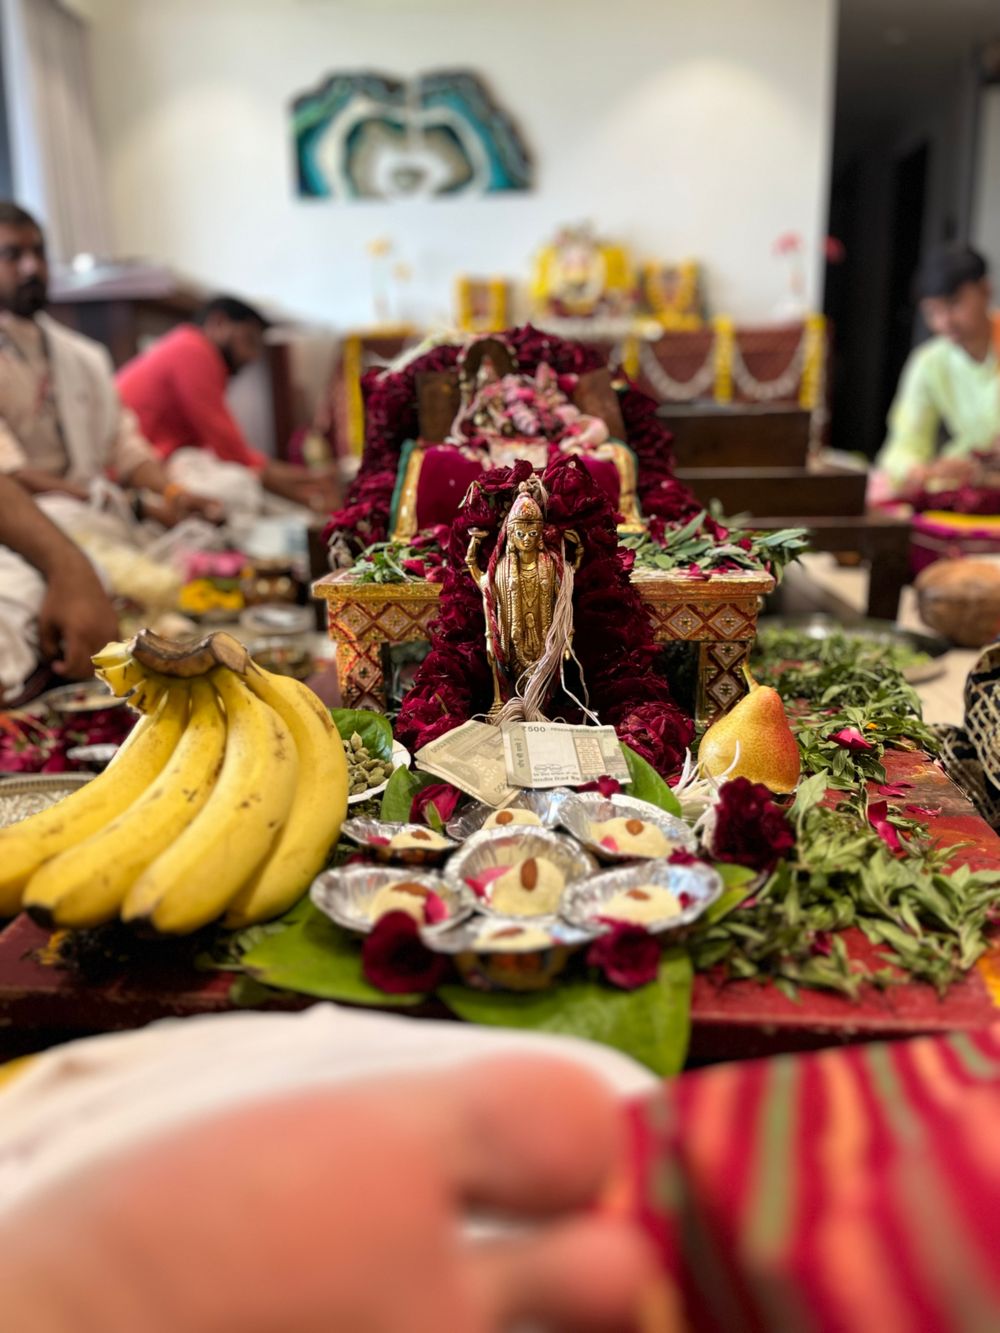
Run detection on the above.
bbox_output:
[402,558,426,578]
[612,703,695,779]
[409,782,462,827]
[711,777,795,874]
[362,911,449,994]
[587,923,660,989]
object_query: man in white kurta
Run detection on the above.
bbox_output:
[0,201,216,696]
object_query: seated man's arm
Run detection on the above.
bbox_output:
[874,350,941,493]
[0,474,118,681]
[111,406,223,525]
[0,418,88,499]
[168,349,340,510]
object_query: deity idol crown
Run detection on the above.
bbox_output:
[507,482,544,527]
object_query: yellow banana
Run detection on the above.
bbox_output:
[224,667,348,928]
[0,688,188,916]
[95,657,147,699]
[122,669,298,934]
[24,680,229,929]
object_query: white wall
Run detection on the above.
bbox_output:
[85,0,836,330]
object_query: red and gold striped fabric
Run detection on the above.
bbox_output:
[626,1024,1000,1331]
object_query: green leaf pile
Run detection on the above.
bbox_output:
[690,773,1000,997]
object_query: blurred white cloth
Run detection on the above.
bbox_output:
[0,488,119,698]
[0,1005,655,1217]
[166,447,264,528]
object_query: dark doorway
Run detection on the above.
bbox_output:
[880,141,930,429]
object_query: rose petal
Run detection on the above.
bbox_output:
[830,727,875,752]
[465,866,508,899]
[904,803,942,820]
[423,890,449,925]
[867,800,904,853]
[877,782,913,798]
[578,775,622,798]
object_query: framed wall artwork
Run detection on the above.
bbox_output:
[292,69,533,201]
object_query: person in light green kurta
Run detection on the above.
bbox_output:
[875,246,1000,497]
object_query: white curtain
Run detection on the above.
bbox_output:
[0,0,111,261]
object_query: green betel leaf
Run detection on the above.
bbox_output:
[330,708,393,761]
[438,950,693,1076]
[241,904,426,1006]
[622,745,682,816]
[380,766,440,822]
[703,864,758,923]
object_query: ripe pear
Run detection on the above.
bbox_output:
[697,664,801,793]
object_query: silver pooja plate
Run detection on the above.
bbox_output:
[560,858,723,936]
[556,792,696,862]
[0,772,92,829]
[443,826,597,920]
[310,864,475,936]
[66,742,119,769]
[445,789,566,841]
[339,817,458,864]
[34,679,125,715]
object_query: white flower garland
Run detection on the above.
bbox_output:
[638,341,717,400]
[639,327,813,404]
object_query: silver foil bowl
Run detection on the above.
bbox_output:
[424,913,597,992]
[561,858,723,936]
[556,792,696,863]
[443,826,597,919]
[340,818,458,865]
[310,864,475,936]
[445,789,566,841]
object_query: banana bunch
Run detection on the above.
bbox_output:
[0,630,348,934]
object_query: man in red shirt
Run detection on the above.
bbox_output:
[117,297,339,515]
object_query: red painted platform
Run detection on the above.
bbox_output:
[1,751,998,1063]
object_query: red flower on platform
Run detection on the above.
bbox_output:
[830,727,875,752]
[578,775,622,798]
[587,923,660,989]
[362,912,449,994]
[877,782,912,798]
[867,800,904,854]
[410,782,462,828]
[711,777,795,874]
[612,703,695,779]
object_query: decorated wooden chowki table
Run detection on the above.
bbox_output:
[313,566,774,723]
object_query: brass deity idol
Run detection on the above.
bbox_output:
[466,480,581,721]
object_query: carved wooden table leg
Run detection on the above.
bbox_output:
[698,638,752,722]
[331,629,386,711]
